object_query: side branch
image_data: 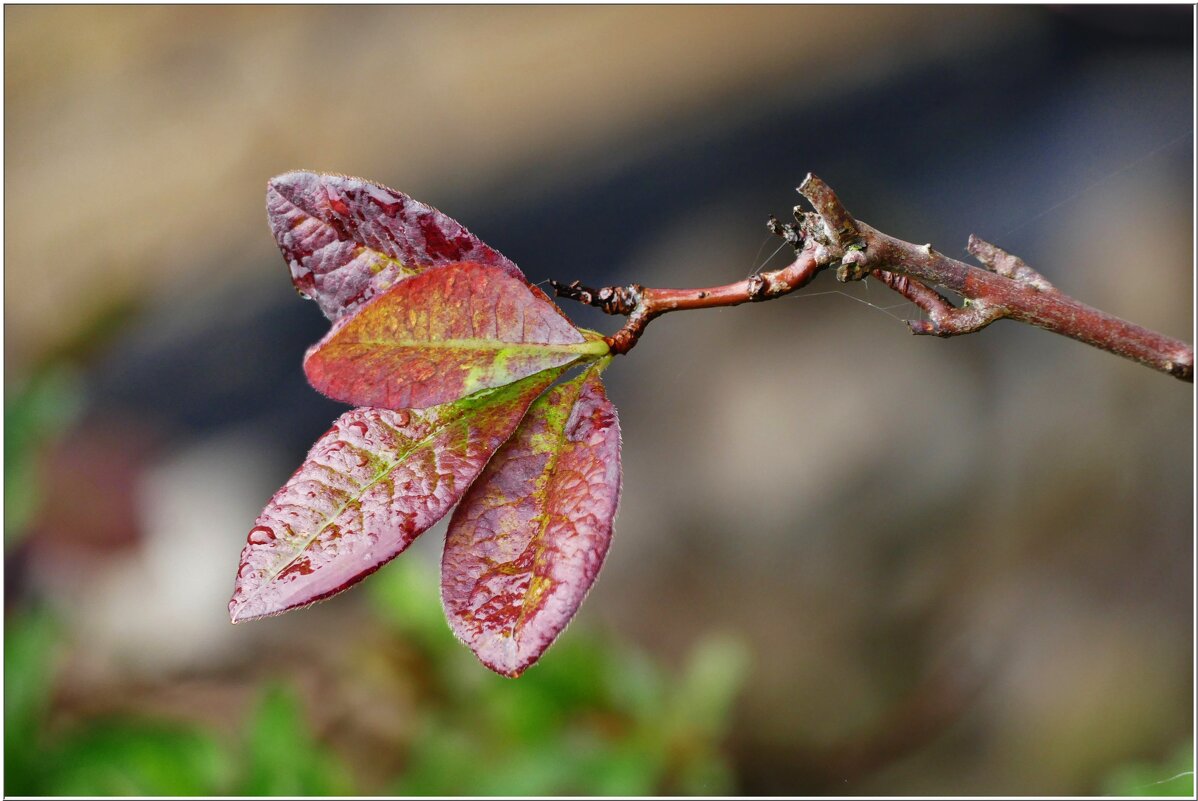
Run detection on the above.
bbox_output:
[872,269,1002,336]
[551,174,1193,382]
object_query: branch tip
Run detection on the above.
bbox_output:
[551,279,640,316]
[797,173,858,249]
[549,279,598,306]
[967,234,1055,292]
[766,214,802,247]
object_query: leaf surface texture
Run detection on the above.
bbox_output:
[442,364,621,676]
[268,171,528,320]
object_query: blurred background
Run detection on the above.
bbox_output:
[4,5,1193,796]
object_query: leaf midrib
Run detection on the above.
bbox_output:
[337,337,599,355]
[510,372,589,638]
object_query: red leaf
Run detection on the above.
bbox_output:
[441,363,621,677]
[268,171,527,320]
[304,261,608,411]
[229,368,563,623]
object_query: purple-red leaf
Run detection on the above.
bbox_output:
[229,367,564,623]
[441,363,621,677]
[268,171,528,320]
[304,261,608,411]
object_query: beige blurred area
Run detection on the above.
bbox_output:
[4,5,1193,796]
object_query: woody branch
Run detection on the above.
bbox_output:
[551,174,1193,382]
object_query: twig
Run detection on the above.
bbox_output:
[551,173,1193,382]
[551,249,822,355]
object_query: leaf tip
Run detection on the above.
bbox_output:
[267,169,315,192]
[228,600,246,624]
[266,171,326,212]
[228,594,260,624]
[477,643,536,679]
[491,663,528,679]
[229,575,282,624]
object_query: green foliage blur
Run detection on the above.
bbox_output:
[4,366,83,549]
[1101,741,1194,797]
[370,558,749,796]
[4,555,749,796]
[5,296,136,551]
[5,610,341,795]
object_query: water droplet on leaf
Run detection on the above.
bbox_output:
[248,525,276,545]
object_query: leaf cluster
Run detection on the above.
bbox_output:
[232,172,622,676]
